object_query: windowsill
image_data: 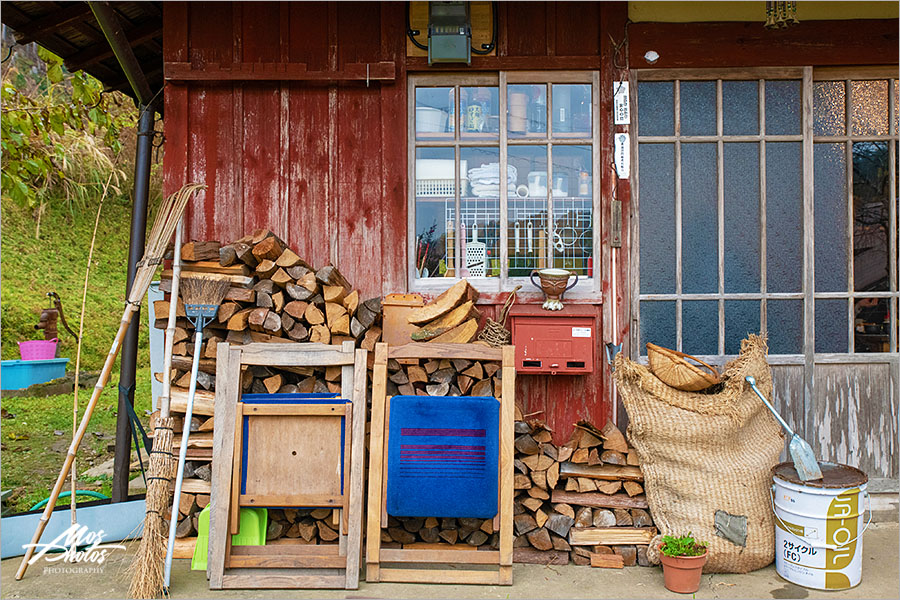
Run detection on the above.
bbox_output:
[409,276,602,303]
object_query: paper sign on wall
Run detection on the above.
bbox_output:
[614,133,630,179]
[572,327,592,338]
[613,81,630,125]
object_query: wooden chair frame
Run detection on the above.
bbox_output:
[208,341,367,590]
[366,342,515,585]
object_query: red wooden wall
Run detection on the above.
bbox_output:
[162,1,622,442]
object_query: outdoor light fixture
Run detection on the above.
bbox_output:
[765,1,800,29]
[427,1,472,65]
[644,50,659,64]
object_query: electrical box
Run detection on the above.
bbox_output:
[508,305,596,375]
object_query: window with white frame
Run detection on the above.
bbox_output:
[633,68,898,359]
[409,72,600,295]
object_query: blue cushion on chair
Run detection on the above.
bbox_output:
[386,395,498,518]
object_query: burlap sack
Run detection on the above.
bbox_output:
[613,335,784,573]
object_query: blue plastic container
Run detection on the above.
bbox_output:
[1,358,69,390]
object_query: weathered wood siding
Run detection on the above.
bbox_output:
[162,1,623,442]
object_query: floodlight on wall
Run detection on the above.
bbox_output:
[427,1,472,65]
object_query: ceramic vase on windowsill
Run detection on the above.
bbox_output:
[530,268,578,310]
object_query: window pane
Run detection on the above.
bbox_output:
[552,84,591,136]
[814,143,849,292]
[640,301,676,353]
[816,299,848,353]
[509,84,546,138]
[460,86,500,137]
[460,147,501,278]
[639,144,676,293]
[552,145,592,275]
[725,300,760,355]
[814,81,846,136]
[853,141,890,291]
[854,297,890,352]
[723,80,759,136]
[851,80,889,136]
[682,301,718,356]
[508,145,548,275]
[765,80,802,135]
[415,147,455,278]
[766,142,803,293]
[682,143,718,293]
[416,87,453,139]
[638,82,674,136]
[680,81,716,136]
[723,143,761,293]
[767,300,803,354]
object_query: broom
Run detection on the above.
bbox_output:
[128,217,184,599]
[14,183,205,582]
[162,275,230,591]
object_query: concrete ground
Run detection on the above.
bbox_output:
[2,523,897,599]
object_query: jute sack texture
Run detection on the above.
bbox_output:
[613,335,784,573]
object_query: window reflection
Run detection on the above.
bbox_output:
[854,297,890,352]
[853,141,890,292]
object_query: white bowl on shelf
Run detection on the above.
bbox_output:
[416,107,449,133]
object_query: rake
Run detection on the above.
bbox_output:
[163,275,230,591]
[15,183,205,582]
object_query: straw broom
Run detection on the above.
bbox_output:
[14,183,205,582]
[127,217,184,599]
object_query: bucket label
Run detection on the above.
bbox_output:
[825,489,859,575]
[775,518,807,538]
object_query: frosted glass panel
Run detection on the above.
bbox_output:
[723,81,759,136]
[638,82,674,136]
[765,80,801,135]
[680,81,716,136]
[640,301,676,353]
[681,143,718,293]
[639,144,676,293]
[851,80,889,136]
[814,144,848,292]
[814,81,846,136]
[725,300,760,355]
[766,143,803,293]
[767,300,803,354]
[682,301,718,356]
[723,143,761,293]
[816,299,848,353]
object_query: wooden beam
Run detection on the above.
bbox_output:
[88,1,154,105]
[164,61,396,82]
[13,4,94,44]
[64,21,161,70]
[550,490,649,510]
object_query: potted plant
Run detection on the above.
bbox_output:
[659,533,709,594]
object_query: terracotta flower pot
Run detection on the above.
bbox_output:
[659,547,708,594]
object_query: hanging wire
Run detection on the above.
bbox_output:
[1,43,14,63]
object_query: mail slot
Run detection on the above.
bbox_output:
[508,304,595,375]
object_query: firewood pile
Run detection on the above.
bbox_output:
[512,416,656,568]
[152,230,383,542]
[407,279,483,344]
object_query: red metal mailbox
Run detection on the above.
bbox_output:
[508,304,596,375]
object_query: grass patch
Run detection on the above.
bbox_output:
[2,196,157,514]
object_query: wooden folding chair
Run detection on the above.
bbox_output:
[365,342,515,585]
[208,341,367,589]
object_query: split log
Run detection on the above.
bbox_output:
[182,241,221,262]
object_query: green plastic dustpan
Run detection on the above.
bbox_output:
[191,505,267,571]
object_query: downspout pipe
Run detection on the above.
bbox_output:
[89,1,158,501]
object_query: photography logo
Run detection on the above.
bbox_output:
[24,524,126,574]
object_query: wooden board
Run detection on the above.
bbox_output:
[550,490,649,510]
[568,527,657,546]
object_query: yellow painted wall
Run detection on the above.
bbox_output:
[628,1,899,22]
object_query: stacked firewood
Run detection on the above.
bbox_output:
[384,353,501,398]
[407,279,483,343]
[512,416,655,568]
[152,230,383,541]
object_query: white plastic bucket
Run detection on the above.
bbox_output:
[771,462,870,591]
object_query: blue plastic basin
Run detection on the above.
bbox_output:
[1,358,69,390]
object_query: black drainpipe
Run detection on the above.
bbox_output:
[89,1,158,502]
[111,105,154,502]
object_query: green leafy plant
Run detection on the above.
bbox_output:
[1,45,135,236]
[660,532,708,557]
